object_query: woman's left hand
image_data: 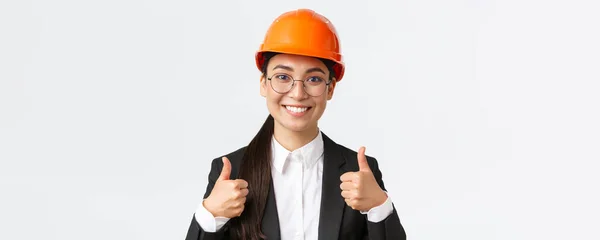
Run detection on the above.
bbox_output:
[340,146,388,212]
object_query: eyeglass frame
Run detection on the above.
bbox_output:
[266,73,334,97]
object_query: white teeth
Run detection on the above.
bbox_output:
[285,105,308,113]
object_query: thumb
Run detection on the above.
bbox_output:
[357,146,371,172]
[218,157,231,181]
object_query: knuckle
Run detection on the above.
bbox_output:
[354,190,362,198]
[239,180,248,187]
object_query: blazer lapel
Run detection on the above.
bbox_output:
[261,178,281,240]
[318,132,347,240]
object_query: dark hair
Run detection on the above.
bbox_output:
[228,52,336,239]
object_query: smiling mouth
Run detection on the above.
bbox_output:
[283,105,312,113]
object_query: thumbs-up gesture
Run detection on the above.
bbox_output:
[203,157,249,218]
[340,147,388,212]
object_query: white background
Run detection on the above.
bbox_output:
[1,0,599,239]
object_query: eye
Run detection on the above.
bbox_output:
[307,76,324,83]
[274,74,291,81]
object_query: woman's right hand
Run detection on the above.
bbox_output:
[203,157,249,218]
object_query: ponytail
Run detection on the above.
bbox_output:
[229,115,274,240]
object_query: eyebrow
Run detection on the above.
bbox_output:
[272,64,326,74]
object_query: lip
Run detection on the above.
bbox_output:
[282,105,312,117]
[282,104,311,108]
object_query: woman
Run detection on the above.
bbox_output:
[185,8,406,240]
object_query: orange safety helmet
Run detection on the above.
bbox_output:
[255,9,345,82]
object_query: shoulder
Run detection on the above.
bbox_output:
[222,146,247,163]
[209,146,247,166]
[207,146,247,179]
[338,144,379,167]
[324,133,380,172]
[332,141,387,188]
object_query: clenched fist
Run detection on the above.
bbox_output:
[340,146,388,212]
[203,157,249,218]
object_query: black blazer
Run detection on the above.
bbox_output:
[185,132,406,240]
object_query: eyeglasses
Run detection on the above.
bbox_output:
[266,73,332,97]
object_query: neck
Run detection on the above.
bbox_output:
[273,123,319,151]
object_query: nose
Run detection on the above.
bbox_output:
[288,80,308,99]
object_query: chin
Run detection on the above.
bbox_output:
[280,120,312,132]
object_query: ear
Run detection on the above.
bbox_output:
[326,78,337,100]
[260,75,267,98]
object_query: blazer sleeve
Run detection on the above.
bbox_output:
[364,156,407,240]
[185,158,229,240]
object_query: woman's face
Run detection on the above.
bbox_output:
[260,53,336,134]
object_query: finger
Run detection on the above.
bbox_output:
[218,157,232,181]
[232,201,243,208]
[232,188,248,199]
[340,172,356,182]
[341,190,354,199]
[345,198,356,209]
[237,205,245,216]
[238,188,249,198]
[340,182,355,191]
[234,179,249,189]
[357,146,371,172]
